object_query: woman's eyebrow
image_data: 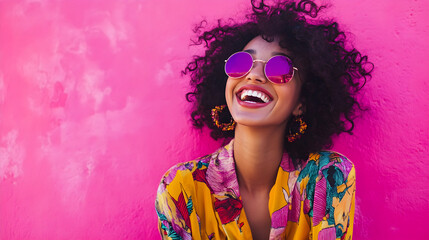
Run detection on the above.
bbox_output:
[243,49,255,54]
[272,51,293,58]
[243,49,292,58]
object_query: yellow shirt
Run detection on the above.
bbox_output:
[155,140,355,239]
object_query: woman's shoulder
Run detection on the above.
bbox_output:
[298,151,356,238]
[157,146,224,191]
[310,150,354,167]
[299,150,355,181]
[155,149,225,239]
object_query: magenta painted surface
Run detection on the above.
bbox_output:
[0,0,428,239]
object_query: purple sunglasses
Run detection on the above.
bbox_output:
[224,51,298,84]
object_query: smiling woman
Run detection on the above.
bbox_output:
[155,0,373,239]
[225,36,303,129]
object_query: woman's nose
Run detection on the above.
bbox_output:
[246,61,267,83]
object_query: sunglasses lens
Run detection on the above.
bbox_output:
[265,55,294,84]
[225,52,253,78]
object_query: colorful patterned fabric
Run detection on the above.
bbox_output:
[155,140,356,239]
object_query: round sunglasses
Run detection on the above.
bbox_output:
[224,51,298,84]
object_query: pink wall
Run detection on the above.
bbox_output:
[0,0,428,239]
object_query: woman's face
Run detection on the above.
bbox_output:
[225,36,303,129]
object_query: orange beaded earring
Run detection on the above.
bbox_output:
[211,105,236,131]
[287,115,307,142]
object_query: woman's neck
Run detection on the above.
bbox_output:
[234,123,287,195]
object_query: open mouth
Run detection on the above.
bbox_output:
[237,89,272,103]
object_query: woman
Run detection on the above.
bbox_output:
[155,0,372,239]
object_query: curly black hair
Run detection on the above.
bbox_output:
[183,0,373,166]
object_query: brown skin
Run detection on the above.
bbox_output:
[235,126,284,240]
[225,36,303,239]
[239,185,271,239]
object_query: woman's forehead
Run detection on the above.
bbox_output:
[242,36,292,57]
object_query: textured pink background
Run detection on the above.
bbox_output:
[0,0,428,239]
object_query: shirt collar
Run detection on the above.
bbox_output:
[206,139,240,198]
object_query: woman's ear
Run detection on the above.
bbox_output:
[292,102,304,116]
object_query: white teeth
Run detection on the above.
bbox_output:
[262,95,268,103]
[240,89,270,103]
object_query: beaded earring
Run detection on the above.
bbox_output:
[287,115,307,142]
[211,105,236,131]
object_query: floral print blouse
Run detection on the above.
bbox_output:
[155,140,355,239]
